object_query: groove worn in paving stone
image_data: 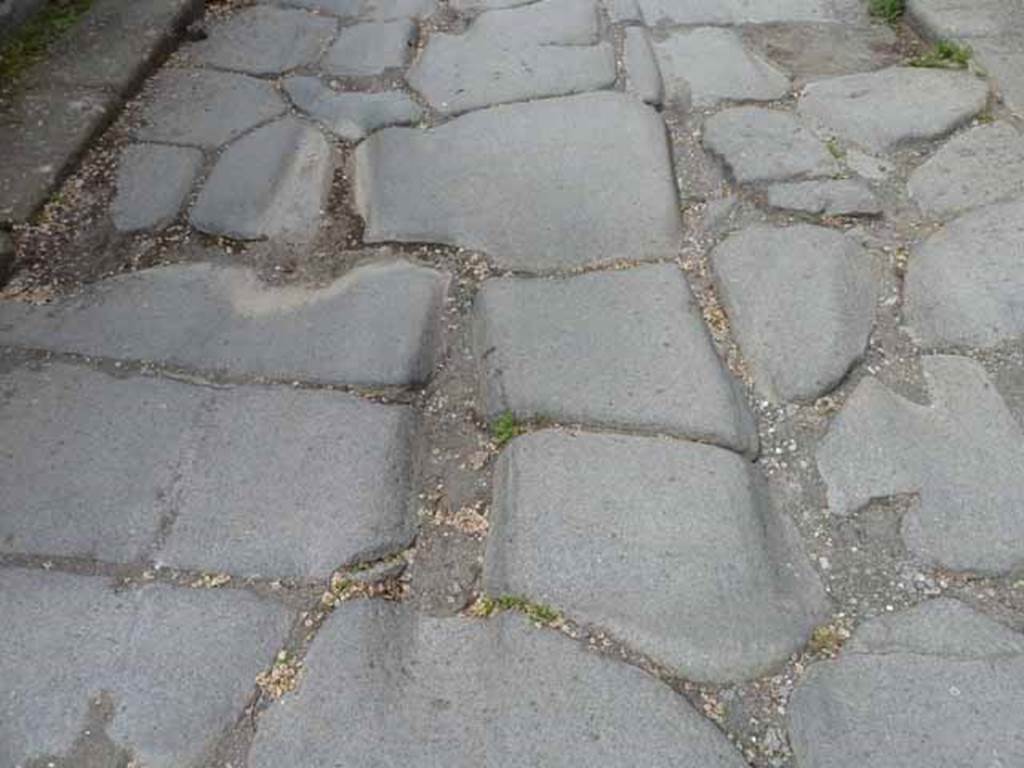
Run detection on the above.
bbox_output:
[323,19,415,76]
[248,600,749,767]
[111,143,203,232]
[284,76,422,141]
[765,178,881,216]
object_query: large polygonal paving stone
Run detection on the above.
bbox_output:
[817,355,1024,574]
[355,92,682,271]
[637,0,856,24]
[797,67,989,153]
[323,19,414,76]
[473,265,757,455]
[0,568,291,768]
[407,0,615,114]
[0,361,417,576]
[284,76,422,141]
[248,601,748,767]
[0,260,449,386]
[484,430,829,682]
[904,198,1024,348]
[789,599,1024,768]
[111,143,202,232]
[710,225,877,402]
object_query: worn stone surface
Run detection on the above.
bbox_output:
[624,26,662,105]
[904,199,1024,348]
[742,23,899,84]
[0,568,290,768]
[972,38,1024,115]
[284,0,436,19]
[766,179,881,216]
[711,224,877,402]
[284,76,422,140]
[249,601,749,766]
[817,355,1024,574]
[323,19,414,76]
[637,0,849,24]
[0,260,449,386]
[111,143,202,232]
[906,0,1019,41]
[355,92,682,271]
[605,0,641,22]
[473,265,757,454]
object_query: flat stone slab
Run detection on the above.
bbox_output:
[908,122,1024,217]
[766,179,881,216]
[191,117,333,242]
[355,92,682,271]
[484,430,828,682]
[624,27,662,105]
[742,24,899,84]
[323,19,414,76]
[637,0,847,24]
[284,76,422,140]
[790,599,1024,768]
[1,568,291,767]
[703,107,839,183]
[112,143,202,232]
[817,355,1024,574]
[473,265,757,454]
[904,198,1024,348]
[249,601,748,766]
[406,0,615,114]
[283,0,436,20]
[0,260,449,386]
[134,68,286,148]
[797,67,989,153]
[906,0,1019,41]
[711,225,876,402]
[606,0,642,22]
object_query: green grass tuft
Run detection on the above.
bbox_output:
[491,412,523,446]
[908,40,972,69]
[471,594,562,625]
[868,0,904,24]
[0,0,93,83]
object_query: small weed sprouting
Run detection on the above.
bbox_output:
[868,0,904,24]
[0,0,93,81]
[491,412,523,446]
[826,138,845,161]
[909,40,972,69]
[469,594,562,626]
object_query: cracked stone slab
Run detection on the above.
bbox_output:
[1,568,291,768]
[190,117,333,242]
[908,122,1024,217]
[284,76,422,140]
[710,224,877,402]
[816,355,1024,574]
[283,0,436,19]
[904,198,1024,348]
[0,260,448,386]
[112,143,202,232]
[797,67,989,153]
[653,27,790,108]
[249,601,749,766]
[323,19,414,76]
[789,599,1024,768]
[484,430,829,682]
[624,27,662,105]
[473,265,757,454]
[355,92,682,271]
[406,0,615,115]
[703,107,839,183]
[637,0,849,24]
[766,179,881,216]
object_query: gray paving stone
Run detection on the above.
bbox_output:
[972,38,1024,115]
[284,0,436,19]
[249,601,749,766]
[906,0,1018,40]
[0,259,449,386]
[186,5,336,75]
[605,0,641,22]
[637,0,844,24]
[355,92,682,271]
[703,107,839,184]
[766,179,882,216]
[473,265,758,455]
[908,122,1024,217]
[190,117,333,242]
[284,76,422,140]
[653,27,790,108]
[797,67,989,153]
[742,23,899,84]
[134,68,286,149]
[789,599,1024,768]
[406,0,615,114]
[816,355,1024,574]
[323,19,414,76]
[111,143,202,232]
[449,0,530,10]
[904,199,1024,348]
[484,430,829,682]
[710,224,877,402]
[624,26,662,105]
[0,568,290,768]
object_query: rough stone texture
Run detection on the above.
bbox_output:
[485,430,829,682]
[703,107,838,184]
[0,568,291,768]
[653,28,789,108]
[904,199,1024,348]
[637,0,847,24]
[742,23,899,84]
[906,0,1018,42]
[790,599,1024,768]
[186,5,336,75]
[816,355,1024,574]
[323,19,414,76]
[190,118,333,242]
[605,0,641,22]
[473,265,757,454]
[710,225,877,402]
[908,122,1024,217]
[111,143,202,232]
[0,260,449,386]
[355,92,682,271]
[134,68,286,148]
[284,0,436,20]
[249,601,749,767]
[406,0,615,114]
[797,67,989,153]
[624,27,662,105]
[284,76,422,140]
[766,179,881,216]
[971,38,1024,115]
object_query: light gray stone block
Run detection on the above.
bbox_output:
[284,76,422,140]
[972,38,1024,115]
[766,179,882,216]
[112,143,202,232]
[323,19,414,76]
[637,0,847,24]
[624,27,662,105]
[906,0,1018,40]
[605,0,641,22]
